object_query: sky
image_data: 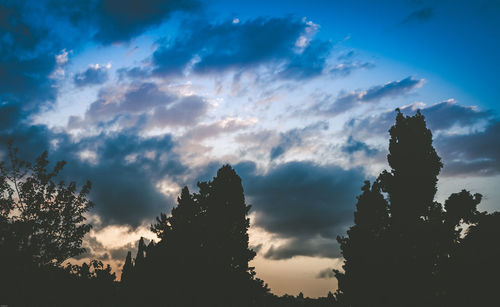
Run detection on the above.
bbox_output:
[1,0,500,297]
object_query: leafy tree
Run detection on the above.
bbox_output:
[376,110,444,306]
[0,144,93,266]
[0,144,98,306]
[335,110,494,307]
[121,165,269,306]
[335,181,389,306]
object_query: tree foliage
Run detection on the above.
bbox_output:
[0,143,93,266]
[336,110,499,307]
[0,144,118,306]
[120,165,269,307]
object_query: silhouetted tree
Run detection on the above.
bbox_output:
[121,165,269,307]
[64,260,117,306]
[377,110,444,306]
[194,165,260,306]
[335,110,496,307]
[0,144,95,305]
[335,180,389,306]
[0,144,121,306]
[0,144,93,266]
[121,251,133,284]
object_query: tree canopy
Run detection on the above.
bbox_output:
[335,110,500,307]
[0,144,93,266]
[119,165,269,307]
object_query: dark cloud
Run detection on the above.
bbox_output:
[345,101,498,177]
[316,267,336,279]
[420,100,492,131]
[250,243,263,255]
[74,65,109,87]
[151,17,332,79]
[0,2,58,124]
[109,242,137,261]
[345,100,492,139]
[93,0,199,44]
[49,0,200,45]
[344,109,396,140]
[279,40,332,80]
[264,237,340,260]
[400,7,434,25]
[270,121,329,160]
[0,124,186,226]
[316,76,424,116]
[341,136,378,156]
[234,161,366,259]
[437,120,500,177]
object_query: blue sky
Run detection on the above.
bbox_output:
[1,0,499,297]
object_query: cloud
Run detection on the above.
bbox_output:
[316,267,336,279]
[49,0,200,45]
[270,121,329,160]
[147,95,210,128]
[151,17,332,79]
[264,236,340,260]
[344,100,497,177]
[0,2,58,124]
[316,76,424,116]
[0,125,187,226]
[345,100,492,140]
[329,61,375,77]
[74,64,110,87]
[400,7,434,25]
[69,82,209,130]
[184,117,256,141]
[419,99,492,131]
[279,39,332,80]
[340,136,378,156]
[437,120,500,177]
[94,0,200,44]
[234,161,366,259]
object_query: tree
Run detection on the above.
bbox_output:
[335,110,491,307]
[0,144,93,267]
[121,251,133,284]
[335,181,389,306]
[192,165,268,306]
[122,165,269,306]
[0,143,95,305]
[377,110,444,306]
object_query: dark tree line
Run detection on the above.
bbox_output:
[1,111,498,306]
[335,110,500,307]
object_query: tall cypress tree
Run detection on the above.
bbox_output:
[335,110,487,307]
[335,180,389,307]
[121,251,133,284]
[195,165,259,306]
[377,110,443,306]
[122,165,267,307]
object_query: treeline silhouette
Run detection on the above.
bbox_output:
[0,111,499,306]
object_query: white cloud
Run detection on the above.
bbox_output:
[56,49,69,65]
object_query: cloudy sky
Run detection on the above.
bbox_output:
[1,0,499,297]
